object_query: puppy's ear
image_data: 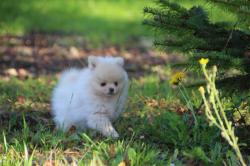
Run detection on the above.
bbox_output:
[115,57,124,67]
[88,56,98,69]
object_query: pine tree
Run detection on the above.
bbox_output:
[144,0,250,90]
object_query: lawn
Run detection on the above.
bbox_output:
[0,0,249,165]
[0,75,230,165]
[1,72,249,165]
[0,0,153,46]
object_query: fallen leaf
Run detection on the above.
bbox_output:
[68,126,76,134]
[5,68,18,76]
[17,96,26,104]
[109,144,116,158]
[44,160,55,166]
[69,46,80,58]
[18,68,31,79]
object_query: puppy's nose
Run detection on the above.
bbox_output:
[109,88,114,93]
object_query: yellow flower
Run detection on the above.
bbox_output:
[199,58,209,65]
[170,71,185,85]
[198,86,205,94]
[118,161,126,166]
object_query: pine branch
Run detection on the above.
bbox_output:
[158,0,187,13]
[144,0,250,77]
[209,0,250,15]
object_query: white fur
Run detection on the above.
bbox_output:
[51,56,129,138]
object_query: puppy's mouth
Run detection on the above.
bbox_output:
[106,92,116,96]
[105,90,119,96]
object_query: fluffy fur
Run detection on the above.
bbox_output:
[51,56,129,138]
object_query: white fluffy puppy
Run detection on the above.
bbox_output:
[51,56,129,138]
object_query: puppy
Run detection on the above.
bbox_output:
[51,56,129,138]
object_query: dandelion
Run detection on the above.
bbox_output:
[170,71,185,85]
[118,161,126,166]
[199,58,209,65]
[198,86,205,94]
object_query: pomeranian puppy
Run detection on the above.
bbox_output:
[51,56,129,138]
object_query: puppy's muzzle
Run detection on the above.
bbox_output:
[108,88,114,95]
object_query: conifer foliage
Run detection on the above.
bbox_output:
[144,0,250,89]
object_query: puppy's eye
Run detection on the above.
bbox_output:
[114,82,118,86]
[100,82,106,87]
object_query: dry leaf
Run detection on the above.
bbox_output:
[109,144,116,158]
[17,96,26,104]
[5,68,18,76]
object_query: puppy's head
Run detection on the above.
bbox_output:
[88,56,127,97]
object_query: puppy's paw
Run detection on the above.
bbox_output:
[110,131,119,138]
[104,130,119,138]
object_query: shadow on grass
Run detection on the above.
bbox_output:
[0,32,177,78]
[0,0,178,78]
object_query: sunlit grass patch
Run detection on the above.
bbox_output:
[0,0,153,46]
[168,0,237,24]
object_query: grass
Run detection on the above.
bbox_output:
[169,0,237,23]
[0,0,249,165]
[0,73,248,165]
[0,0,153,46]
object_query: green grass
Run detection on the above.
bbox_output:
[168,0,237,24]
[0,0,152,46]
[0,73,247,165]
[0,0,249,165]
